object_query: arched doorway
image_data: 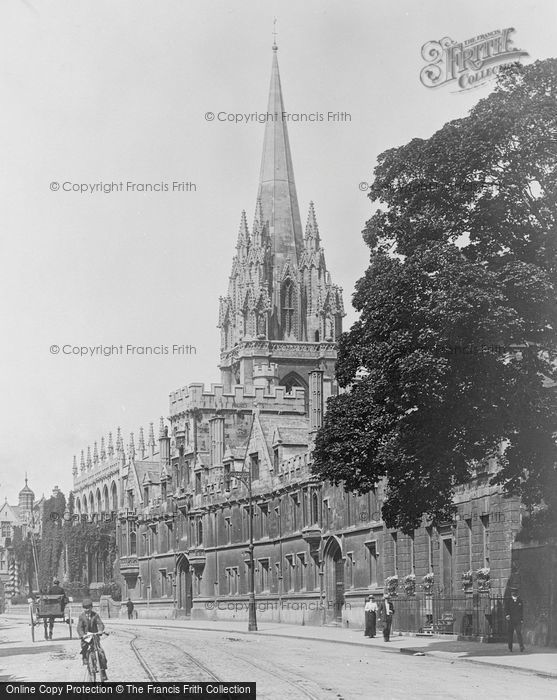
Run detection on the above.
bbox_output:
[323,537,344,623]
[176,554,193,617]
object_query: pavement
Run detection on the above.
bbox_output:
[2,608,557,680]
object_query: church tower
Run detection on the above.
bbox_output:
[218,42,344,394]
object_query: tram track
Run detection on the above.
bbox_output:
[115,628,222,683]
[125,623,338,699]
[222,646,333,700]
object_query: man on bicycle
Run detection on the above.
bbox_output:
[77,599,108,681]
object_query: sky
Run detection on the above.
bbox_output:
[0,0,555,504]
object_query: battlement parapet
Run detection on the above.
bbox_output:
[169,381,306,417]
[277,451,311,481]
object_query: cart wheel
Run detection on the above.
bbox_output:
[30,608,35,643]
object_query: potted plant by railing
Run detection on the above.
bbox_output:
[461,570,473,591]
[403,574,416,596]
[385,575,399,597]
[476,567,490,591]
[422,572,434,594]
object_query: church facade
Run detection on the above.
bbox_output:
[71,43,527,633]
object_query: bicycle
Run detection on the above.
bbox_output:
[82,631,109,682]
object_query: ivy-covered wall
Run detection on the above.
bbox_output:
[38,491,66,592]
[10,490,119,598]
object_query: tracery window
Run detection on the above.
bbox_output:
[281,279,295,337]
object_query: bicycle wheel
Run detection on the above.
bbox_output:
[86,652,97,682]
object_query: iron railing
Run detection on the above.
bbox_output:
[392,594,506,639]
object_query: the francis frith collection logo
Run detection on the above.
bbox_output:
[420,28,529,92]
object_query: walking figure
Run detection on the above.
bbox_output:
[126,598,135,620]
[364,595,377,638]
[504,586,525,652]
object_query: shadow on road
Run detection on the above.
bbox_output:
[401,639,557,659]
[0,644,66,658]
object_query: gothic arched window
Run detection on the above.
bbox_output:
[281,279,295,337]
[110,481,118,511]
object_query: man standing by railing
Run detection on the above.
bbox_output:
[504,586,525,652]
[380,594,395,642]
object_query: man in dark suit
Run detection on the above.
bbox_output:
[504,587,525,652]
[380,595,395,642]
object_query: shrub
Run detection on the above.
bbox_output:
[100,581,122,602]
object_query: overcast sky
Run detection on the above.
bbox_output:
[0,0,555,504]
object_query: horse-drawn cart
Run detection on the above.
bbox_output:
[29,594,73,642]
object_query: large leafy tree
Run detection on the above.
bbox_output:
[313,59,557,533]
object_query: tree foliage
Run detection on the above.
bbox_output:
[313,59,557,533]
[12,525,35,593]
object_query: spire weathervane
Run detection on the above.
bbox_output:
[273,18,278,50]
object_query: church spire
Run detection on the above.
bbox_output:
[258,43,303,273]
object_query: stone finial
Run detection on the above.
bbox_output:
[100,436,106,461]
[93,442,99,465]
[72,456,78,477]
[148,422,156,453]
[159,417,165,439]
[138,427,145,459]
[80,450,85,472]
[304,201,321,249]
[116,427,123,453]
[253,197,264,229]
[237,210,250,246]
[86,446,92,470]
[107,432,114,457]
[128,432,135,460]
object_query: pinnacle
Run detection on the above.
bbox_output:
[236,210,250,249]
[304,201,321,249]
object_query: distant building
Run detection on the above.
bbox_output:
[0,477,43,597]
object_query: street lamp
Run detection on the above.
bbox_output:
[225,467,257,632]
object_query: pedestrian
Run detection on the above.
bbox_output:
[380,594,395,642]
[77,599,108,681]
[504,586,525,652]
[44,578,67,640]
[126,597,135,620]
[364,595,378,637]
